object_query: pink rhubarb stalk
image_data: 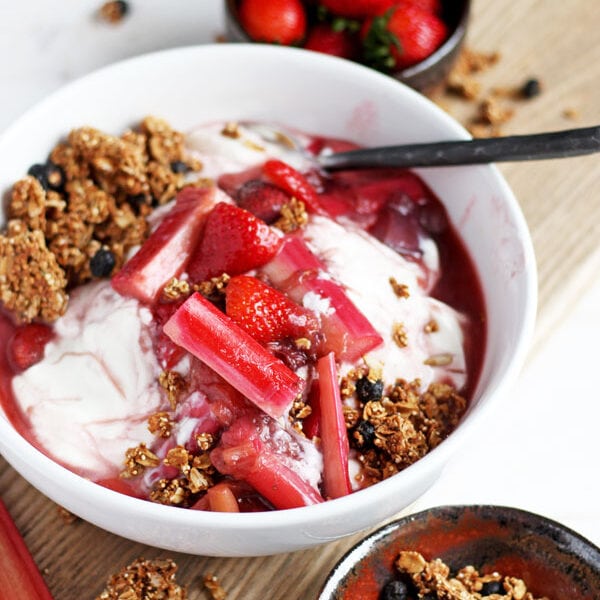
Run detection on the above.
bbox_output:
[163,292,303,419]
[210,415,324,509]
[317,353,352,499]
[112,186,217,304]
[262,236,383,362]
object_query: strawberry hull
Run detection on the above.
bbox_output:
[112,186,217,304]
[163,292,304,420]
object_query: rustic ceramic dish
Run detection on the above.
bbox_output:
[319,505,600,599]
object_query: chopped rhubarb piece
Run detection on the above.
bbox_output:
[262,159,325,214]
[206,483,240,512]
[0,499,54,600]
[225,274,319,344]
[112,186,217,304]
[262,237,383,362]
[151,300,188,369]
[186,202,282,283]
[163,293,303,419]
[7,323,54,372]
[317,353,351,499]
[211,415,323,509]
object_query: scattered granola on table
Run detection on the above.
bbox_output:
[96,558,187,600]
[203,573,228,600]
[99,0,130,24]
[381,550,550,600]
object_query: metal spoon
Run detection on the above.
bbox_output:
[320,125,600,170]
[246,123,600,170]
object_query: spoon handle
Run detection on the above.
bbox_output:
[319,125,600,170]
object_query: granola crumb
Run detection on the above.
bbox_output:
[57,506,78,524]
[158,370,188,410]
[194,273,230,300]
[148,411,173,438]
[562,107,580,121]
[389,277,410,299]
[392,322,408,348]
[203,573,227,600]
[121,443,160,478]
[96,558,187,600]
[99,0,129,24]
[221,122,241,139]
[424,319,439,333]
[163,277,191,301]
[273,198,308,233]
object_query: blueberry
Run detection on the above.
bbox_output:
[170,160,189,174]
[380,579,409,600]
[355,377,384,402]
[522,78,541,98]
[480,580,504,595]
[354,420,376,450]
[27,162,65,192]
[114,0,130,17]
[90,248,116,278]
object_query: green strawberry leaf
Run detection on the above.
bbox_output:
[362,9,402,72]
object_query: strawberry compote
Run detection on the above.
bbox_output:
[0,121,485,511]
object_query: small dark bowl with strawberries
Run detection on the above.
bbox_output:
[225,0,470,93]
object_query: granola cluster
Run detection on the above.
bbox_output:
[431,48,539,138]
[96,558,187,600]
[0,117,201,323]
[347,377,466,486]
[392,550,549,600]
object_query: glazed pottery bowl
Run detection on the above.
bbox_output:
[0,45,536,556]
[224,0,471,93]
[319,505,600,599]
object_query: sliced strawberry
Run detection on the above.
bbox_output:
[225,274,318,345]
[317,353,351,499]
[262,159,324,214]
[186,203,282,283]
[112,186,217,304]
[7,323,54,372]
[163,292,303,419]
[262,237,383,362]
[210,415,324,509]
[235,179,290,223]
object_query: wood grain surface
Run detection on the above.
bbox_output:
[1,1,599,598]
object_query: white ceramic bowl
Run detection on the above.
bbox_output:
[0,44,536,556]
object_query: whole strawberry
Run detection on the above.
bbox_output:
[319,0,395,19]
[238,0,307,45]
[362,4,448,70]
[304,23,360,60]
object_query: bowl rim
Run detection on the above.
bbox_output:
[318,504,600,599]
[0,43,537,546]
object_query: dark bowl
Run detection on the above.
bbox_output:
[223,0,470,94]
[318,505,600,599]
